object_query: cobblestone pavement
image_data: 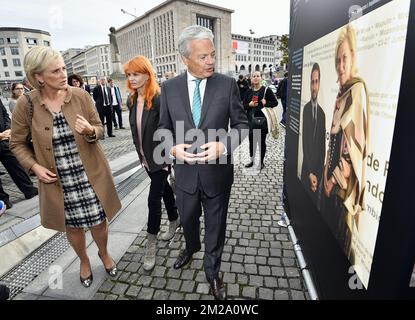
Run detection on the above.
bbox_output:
[0,112,133,205]
[94,127,310,300]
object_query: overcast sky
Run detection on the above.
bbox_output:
[1,0,290,51]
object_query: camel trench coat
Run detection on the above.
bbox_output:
[10,87,121,232]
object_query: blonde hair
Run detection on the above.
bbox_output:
[335,24,358,77]
[23,46,63,90]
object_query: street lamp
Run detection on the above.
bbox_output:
[249,29,255,74]
[121,9,137,19]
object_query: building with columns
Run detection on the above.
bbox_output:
[114,0,234,79]
[232,33,283,77]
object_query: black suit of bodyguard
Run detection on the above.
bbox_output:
[158,25,248,300]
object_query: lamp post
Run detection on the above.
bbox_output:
[249,29,255,74]
[120,9,137,19]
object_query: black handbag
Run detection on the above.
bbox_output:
[251,87,268,129]
[24,93,34,152]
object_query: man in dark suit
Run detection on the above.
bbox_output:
[93,76,115,137]
[0,99,38,209]
[301,63,326,205]
[108,78,125,130]
[158,25,248,300]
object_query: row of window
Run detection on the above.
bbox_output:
[155,55,175,65]
[0,47,19,55]
[154,11,175,56]
[2,58,21,67]
[1,71,23,78]
[235,55,276,63]
[0,37,50,46]
[156,64,176,75]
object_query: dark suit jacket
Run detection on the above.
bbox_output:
[159,72,248,197]
[128,94,164,173]
[0,99,11,151]
[93,85,113,108]
[301,101,326,193]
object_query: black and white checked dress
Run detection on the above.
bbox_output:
[52,111,106,229]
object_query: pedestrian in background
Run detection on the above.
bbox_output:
[236,74,249,101]
[243,71,278,170]
[124,55,179,271]
[8,83,25,114]
[11,46,121,288]
[108,78,125,130]
[93,76,115,138]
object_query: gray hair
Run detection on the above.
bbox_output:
[178,25,214,58]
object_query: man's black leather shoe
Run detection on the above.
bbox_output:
[173,249,193,269]
[209,276,226,300]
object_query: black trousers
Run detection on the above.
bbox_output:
[0,147,36,201]
[112,105,123,128]
[248,124,268,164]
[97,105,114,136]
[176,180,231,281]
[147,169,178,235]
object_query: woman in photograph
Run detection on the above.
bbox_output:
[322,24,370,261]
[11,46,121,288]
[124,55,179,271]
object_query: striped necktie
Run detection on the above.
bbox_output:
[192,79,202,128]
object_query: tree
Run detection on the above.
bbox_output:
[279,34,289,68]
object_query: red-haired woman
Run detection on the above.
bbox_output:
[124,56,179,271]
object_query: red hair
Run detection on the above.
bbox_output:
[124,55,160,110]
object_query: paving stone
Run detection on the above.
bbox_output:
[231,254,244,263]
[259,288,274,300]
[255,256,267,265]
[181,270,195,280]
[169,292,185,300]
[258,266,271,276]
[93,293,107,300]
[244,255,255,264]
[237,274,249,285]
[125,285,141,298]
[249,275,264,287]
[274,290,290,300]
[291,290,306,300]
[242,286,257,299]
[166,268,182,279]
[245,264,258,275]
[153,266,167,277]
[289,278,302,290]
[223,272,236,284]
[278,278,289,288]
[185,293,201,300]
[231,263,244,273]
[136,287,155,300]
[272,267,285,277]
[227,283,240,297]
[181,280,195,293]
[99,279,115,292]
[264,277,279,288]
[166,279,182,291]
[105,294,118,300]
[152,277,167,289]
[137,275,152,286]
[286,267,300,278]
[153,290,170,300]
[118,272,131,283]
[196,283,210,295]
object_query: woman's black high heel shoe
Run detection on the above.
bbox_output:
[98,252,118,277]
[80,273,93,288]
